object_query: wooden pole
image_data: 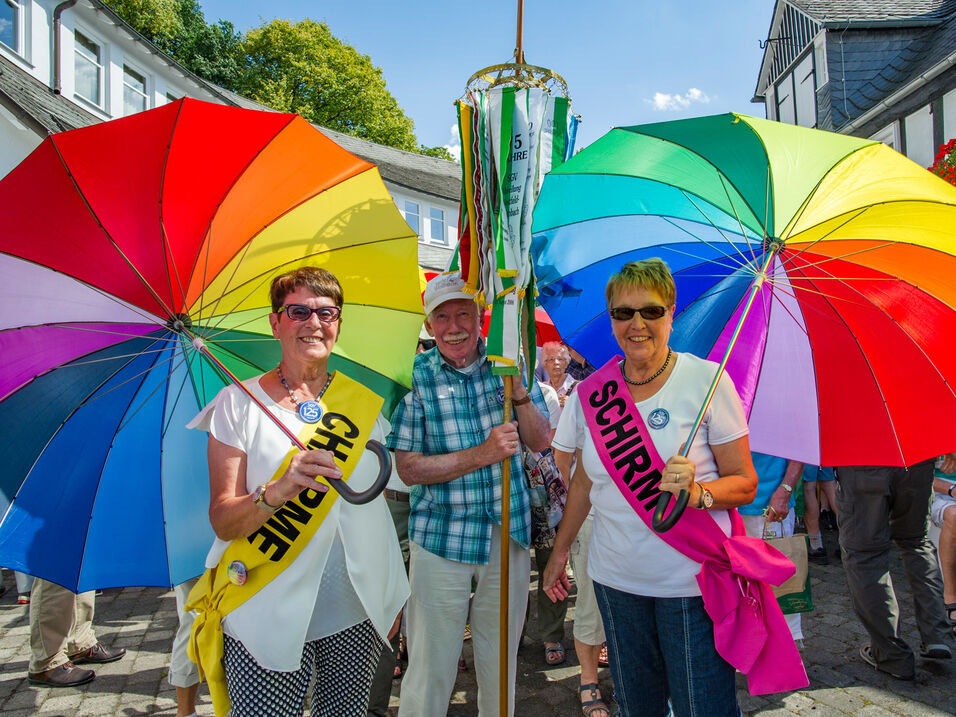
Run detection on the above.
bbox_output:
[499,378,513,716]
[515,0,525,64]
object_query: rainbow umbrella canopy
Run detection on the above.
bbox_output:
[0,98,422,591]
[532,112,956,468]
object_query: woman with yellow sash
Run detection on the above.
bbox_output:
[186,267,409,716]
[542,259,807,717]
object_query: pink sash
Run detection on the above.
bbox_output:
[578,356,808,695]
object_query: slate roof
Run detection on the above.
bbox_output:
[825,7,956,128]
[0,53,99,135]
[790,0,956,25]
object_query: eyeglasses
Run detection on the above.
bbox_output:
[278,304,342,323]
[608,305,667,322]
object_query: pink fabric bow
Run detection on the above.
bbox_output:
[698,534,809,695]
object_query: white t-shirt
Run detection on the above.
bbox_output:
[538,381,562,429]
[552,353,748,598]
[189,375,410,671]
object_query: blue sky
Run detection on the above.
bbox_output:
[200,1,775,154]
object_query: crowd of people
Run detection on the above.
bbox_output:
[4,259,955,716]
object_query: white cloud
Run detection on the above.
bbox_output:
[646,87,711,111]
[444,123,462,162]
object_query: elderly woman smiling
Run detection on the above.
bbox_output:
[543,258,807,716]
[186,267,408,717]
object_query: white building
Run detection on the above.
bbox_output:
[0,0,459,269]
[753,0,956,166]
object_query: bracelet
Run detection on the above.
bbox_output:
[512,393,532,406]
[780,483,793,494]
[949,484,955,498]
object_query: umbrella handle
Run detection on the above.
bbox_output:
[652,489,690,533]
[324,439,391,505]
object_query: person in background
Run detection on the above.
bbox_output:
[27,580,126,686]
[932,452,956,634]
[541,342,578,408]
[389,271,550,717]
[803,465,838,564]
[837,459,953,679]
[169,577,200,717]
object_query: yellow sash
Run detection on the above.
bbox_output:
[186,371,383,716]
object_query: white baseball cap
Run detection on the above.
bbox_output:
[423,271,475,316]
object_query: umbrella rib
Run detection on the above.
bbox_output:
[47,135,177,323]
[677,190,756,274]
[158,99,189,315]
[787,263,908,463]
[164,346,202,439]
[115,351,190,435]
[190,114,300,329]
[779,207,869,268]
[14,324,180,343]
[717,172,761,263]
[659,216,758,265]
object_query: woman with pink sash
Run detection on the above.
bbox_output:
[543,259,808,717]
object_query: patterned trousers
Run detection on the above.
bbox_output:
[223,619,384,717]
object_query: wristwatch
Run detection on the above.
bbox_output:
[253,484,281,512]
[512,392,532,406]
[696,483,714,510]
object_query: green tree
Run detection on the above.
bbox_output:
[102,0,242,89]
[420,145,455,161]
[236,20,417,151]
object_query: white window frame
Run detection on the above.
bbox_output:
[869,122,901,151]
[122,62,149,116]
[74,28,105,109]
[0,0,22,55]
[427,207,446,246]
[404,200,421,238]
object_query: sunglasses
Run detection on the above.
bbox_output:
[608,305,667,322]
[278,304,342,323]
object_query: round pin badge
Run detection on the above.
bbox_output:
[648,408,670,429]
[495,386,505,404]
[298,400,322,424]
[227,560,248,586]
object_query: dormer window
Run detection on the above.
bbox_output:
[0,0,21,54]
[123,64,147,115]
[74,31,103,106]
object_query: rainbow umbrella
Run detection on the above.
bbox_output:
[0,98,422,590]
[532,113,956,489]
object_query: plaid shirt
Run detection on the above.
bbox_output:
[387,342,548,564]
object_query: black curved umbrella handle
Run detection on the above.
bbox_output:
[324,439,391,505]
[652,488,690,533]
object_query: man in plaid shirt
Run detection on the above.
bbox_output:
[389,272,550,717]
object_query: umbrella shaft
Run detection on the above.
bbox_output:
[190,335,307,451]
[680,246,778,457]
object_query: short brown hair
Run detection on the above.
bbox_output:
[270,267,343,312]
[605,258,676,308]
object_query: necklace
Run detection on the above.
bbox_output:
[277,364,332,423]
[620,349,672,386]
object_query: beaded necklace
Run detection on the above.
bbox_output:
[620,349,672,386]
[276,364,332,423]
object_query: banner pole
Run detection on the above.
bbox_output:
[499,378,513,715]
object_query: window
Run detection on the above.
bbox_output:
[0,0,20,53]
[429,207,446,245]
[794,54,816,128]
[123,65,148,115]
[775,74,795,125]
[404,201,420,236]
[166,92,180,104]
[74,31,103,106]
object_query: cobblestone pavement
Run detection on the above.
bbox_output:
[0,527,953,715]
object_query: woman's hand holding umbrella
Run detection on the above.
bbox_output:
[266,450,342,506]
[658,454,698,504]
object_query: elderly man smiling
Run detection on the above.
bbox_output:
[389,272,551,717]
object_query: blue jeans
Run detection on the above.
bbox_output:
[594,581,739,717]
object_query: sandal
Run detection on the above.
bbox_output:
[579,682,611,716]
[544,641,566,666]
